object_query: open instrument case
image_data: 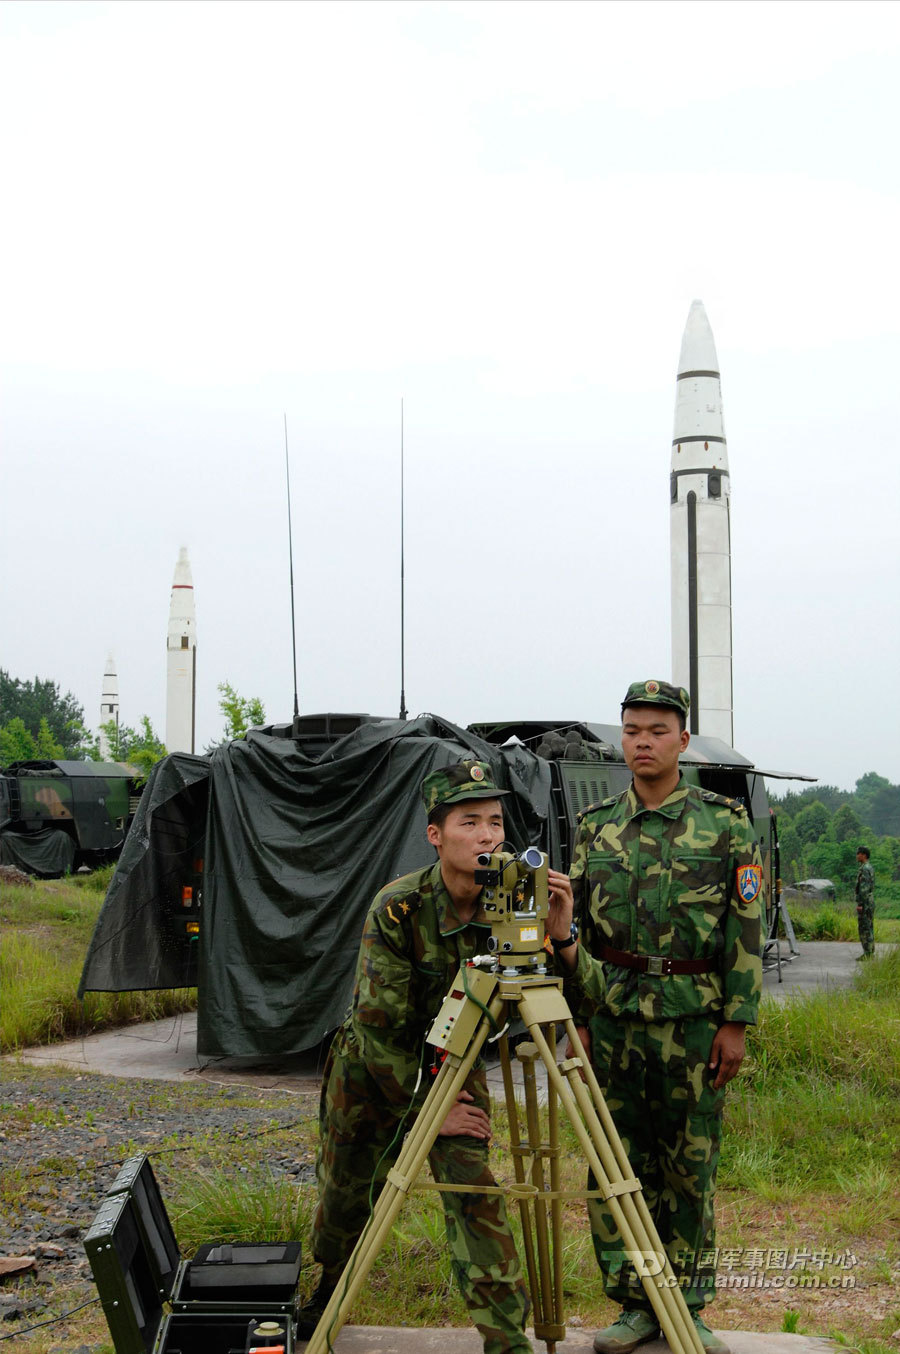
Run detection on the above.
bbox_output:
[84,1154,300,1353]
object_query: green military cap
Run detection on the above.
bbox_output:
[621,679,690,718]
[421,760,510,814]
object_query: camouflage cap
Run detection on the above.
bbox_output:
[621,679,690,719]
[421,760,510,814]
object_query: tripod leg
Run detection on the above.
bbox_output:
[498,1032,543,1331]
[545,1024,565,1340]
[304,994,505,1354]
[515,998,704,1354]
[560,1013,705,1334]
[516,1042,564,1349]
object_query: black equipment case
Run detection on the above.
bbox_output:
[84,1154,299,1353]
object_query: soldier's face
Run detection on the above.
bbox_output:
[621,706,689,781]
[427,800,505,873]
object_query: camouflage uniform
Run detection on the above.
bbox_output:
[564,775,763,1312]
[855,857,875,956]
[314,857,531,1354]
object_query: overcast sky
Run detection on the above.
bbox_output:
[2,0,898,793]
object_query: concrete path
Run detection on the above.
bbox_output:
[304,1323,836,1351]
[761,940,889,999]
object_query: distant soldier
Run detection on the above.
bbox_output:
[855,845,875,959]
[300,759,570,1353]
[547,680,762,1354]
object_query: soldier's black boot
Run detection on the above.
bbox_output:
[296,1275,338,1339]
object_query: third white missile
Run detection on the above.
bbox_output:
[98,653,119,759]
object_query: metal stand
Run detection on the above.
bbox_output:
[763,816,800,980]
[305,966,704,1354]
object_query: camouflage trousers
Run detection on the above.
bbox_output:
[857,901,875,955]
[313,1026,531,1354]
[586,1012,724,1313]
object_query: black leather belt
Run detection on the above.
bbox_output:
[598,944,717,976]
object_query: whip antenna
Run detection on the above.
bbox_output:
[284,413,300,724]
[399,397,408,721]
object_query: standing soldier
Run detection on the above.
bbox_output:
[300,759,568,1353]
[546,680,763,1354]
[855,845,875,959]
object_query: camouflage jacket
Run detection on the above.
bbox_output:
[343,861,491,1114]
[565,777,763,1024]
[855,861,875,905]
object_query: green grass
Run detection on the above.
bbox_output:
[0,876,195,1051]
[725,948,900,1211]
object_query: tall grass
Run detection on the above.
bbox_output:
[0,878,195,1051]
[746,946,900,1093]
[172,1165,316,1250]
[789,902,858,942]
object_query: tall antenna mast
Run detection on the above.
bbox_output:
[284,413,300,724]
[399,397,408,721]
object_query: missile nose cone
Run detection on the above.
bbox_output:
[171,546,194,591]
[677,299,719,376]
[672,299,727,454]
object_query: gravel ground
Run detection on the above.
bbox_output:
[0,1065,318,1350]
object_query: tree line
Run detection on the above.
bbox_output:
[770,772,900,897]
[0,671,265,776]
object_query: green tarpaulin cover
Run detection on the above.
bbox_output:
[79,715,553,1058]
[0,827,76,877]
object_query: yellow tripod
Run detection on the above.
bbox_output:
[304,963,705,1354]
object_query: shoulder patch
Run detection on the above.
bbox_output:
[736,864,762,904]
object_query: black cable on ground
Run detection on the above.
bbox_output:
[0,1296,101,1342]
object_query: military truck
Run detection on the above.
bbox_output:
[0,759,142,876]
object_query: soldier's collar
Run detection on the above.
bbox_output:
[433,862,489,935]
[626,777,691,820]
[433,863,468,936]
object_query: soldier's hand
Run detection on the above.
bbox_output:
[709,1021,746,1089]
[438,1090,492,1140]
[546,870,574,938]
[547,870,578,970]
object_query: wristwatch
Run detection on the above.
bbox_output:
[551,922,578,952]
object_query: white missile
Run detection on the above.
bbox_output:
[165,547,197,754]
[669,300,733,744]
[98,653,119,759]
